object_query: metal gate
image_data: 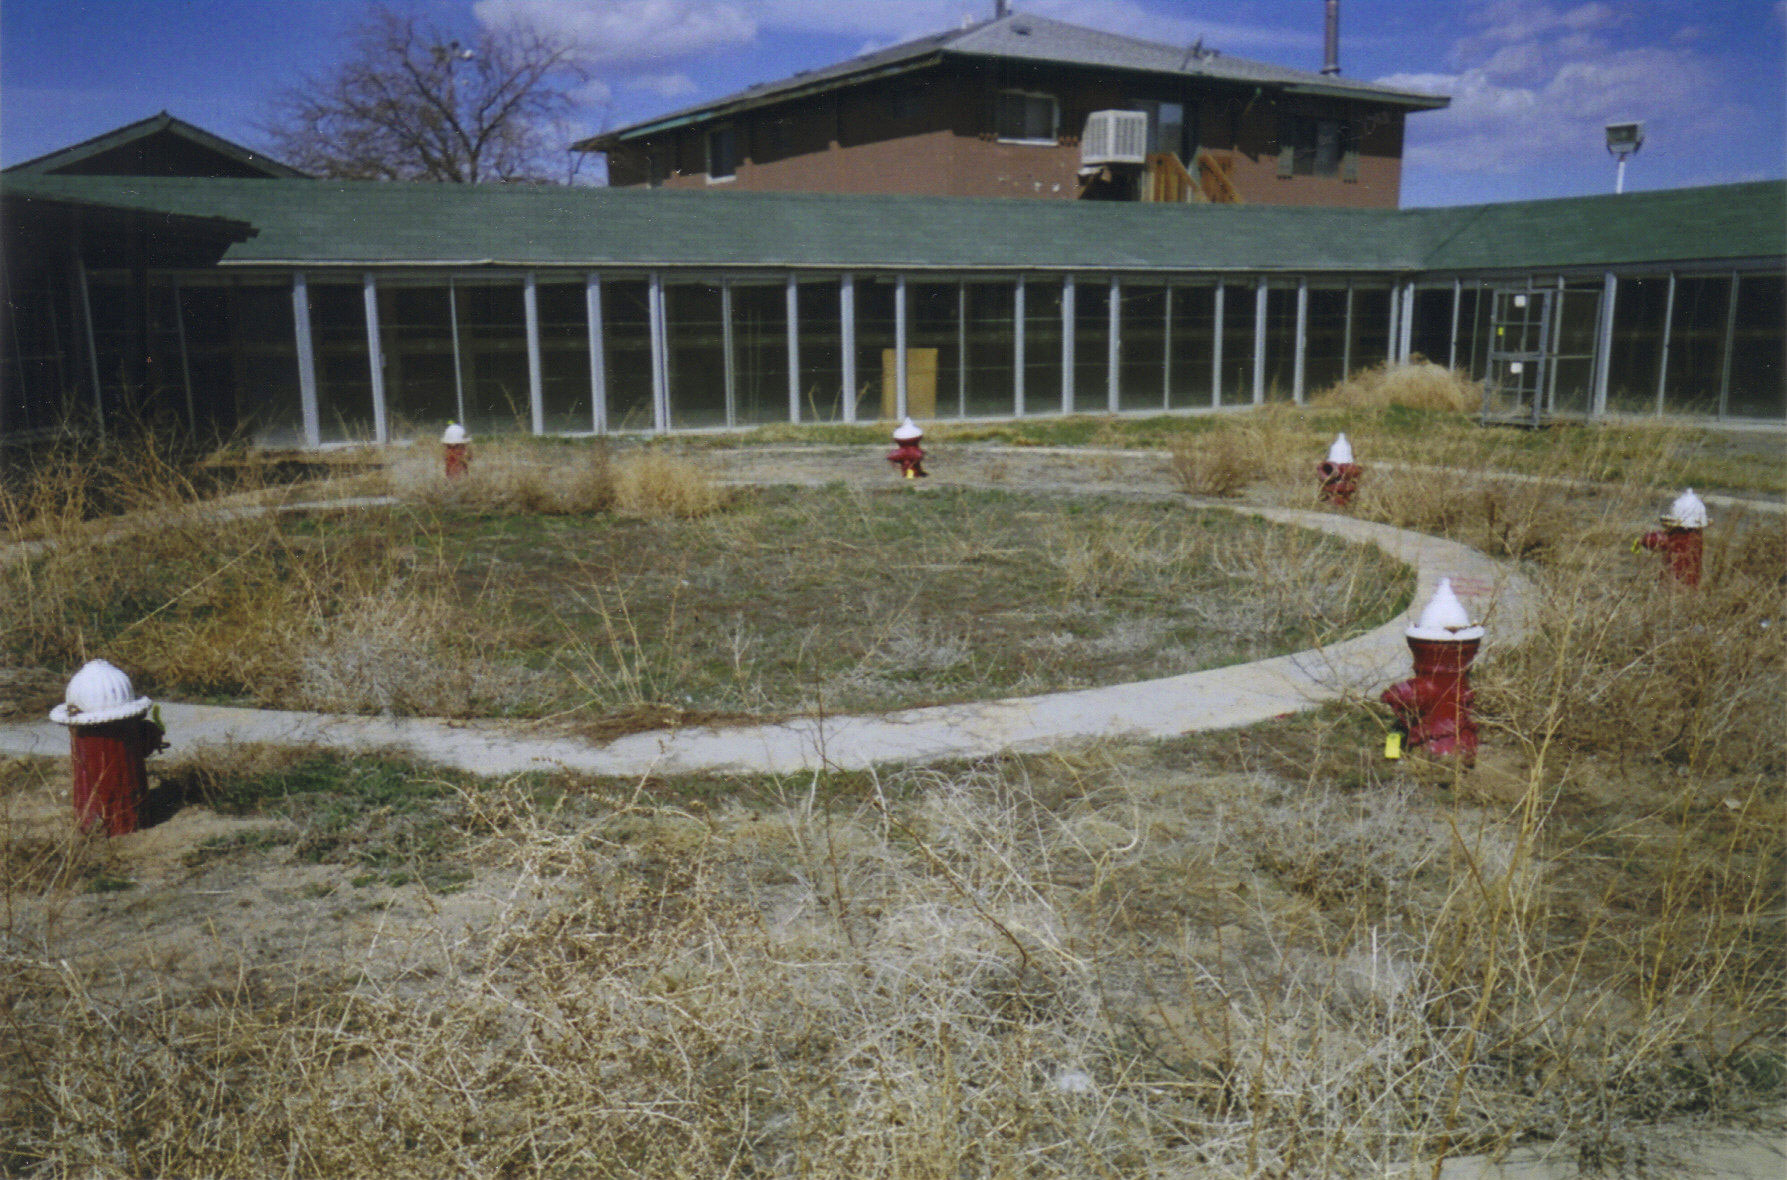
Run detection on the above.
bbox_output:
[1479,287,1552,426]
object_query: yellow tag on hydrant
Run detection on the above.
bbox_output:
[1385,732,1403,760]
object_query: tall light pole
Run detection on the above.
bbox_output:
[1605,121,1643,194]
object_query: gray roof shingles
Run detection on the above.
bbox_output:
[584,12,1446,146]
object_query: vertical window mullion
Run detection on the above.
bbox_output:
[786,273,801,423]
[1591,271,1616,418]
[1718,271,1739,419]
[74,250,103,438]
[1162,284,1173,409]
[1447,279,1461,371]
[721,280,737,428]
[524,272,544,435]
[1107,275,1121,413]
[1252,279,1267,406]
[1654,272,1674,416]
[895,273,908,420]
[171,279,196,433]
[1061,275,1075,413]
[363,273,388,444]
[292,271,320,449]
[448,279,466,423]
[1211,283,1224,408]
[1293,278,1308,404]
[648,271,668,433]
[840,274,856,424]
[958,281,968,416]
[586,273,606,433]
[1013,275,1026,416]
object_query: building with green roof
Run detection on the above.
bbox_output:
[2,117,1782,445]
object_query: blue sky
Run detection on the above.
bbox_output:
[4,0,1783,205]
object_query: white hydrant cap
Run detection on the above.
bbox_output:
[1326,433,1354,465]
[1663,488,1707,530]
[49,659,153,726]
[893,418,923,442]
[441,422,470,445]
[1405,578,1485,642]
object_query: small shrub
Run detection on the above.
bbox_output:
[1314,358,1483,413]
[1167,428,1253,496]
[614,450,726,518]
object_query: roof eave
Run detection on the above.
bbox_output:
[577,52,947,150]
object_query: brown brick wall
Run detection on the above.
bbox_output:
[603,64,1412,208]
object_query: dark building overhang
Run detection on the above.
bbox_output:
[4,111,309,180]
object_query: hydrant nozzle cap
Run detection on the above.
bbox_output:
[1326,433,1354,465]
[1663,487,1707,530]
[893,418,923,442]
[442,422,470,445]
[49,659,153,726]
[1406,577,1485,642]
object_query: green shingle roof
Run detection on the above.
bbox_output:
[4,173,1781,276]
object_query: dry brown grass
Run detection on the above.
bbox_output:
[1167,426,1253,497]
[1310,357,1484,413]
[1,426,1780,1175]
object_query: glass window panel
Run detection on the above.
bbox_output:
[1118,284,1167,412]
[1408,288,1452,367]
[797,279,846,422]
[665,282,726,429]
[1303,286,1348,396]
[1727,274,1785,420]
[377,284,458,438]
[308,281,374,442]
[907,281,959,421]
[1023,279,1062,414]
[1167,283,1215,409]
[1604,276,1669,414]
[731,281,789,426]
[1261,285,1297,402]
[1219,282,1256,404]
[453,281,529,434]
[602,279,655,431]
[176,281,302,445]
[1460,286,1491,378]
[1072,279,1109,413]
[854,277,898,422]
[1663,275,1730,416]
[538,281,592,433]
[1351,286,1394,372]
[962,281,1015,418]
[1548,283,1601,416]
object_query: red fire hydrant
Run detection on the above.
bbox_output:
[49,660,167,836]
[1637,487,1706,587]
[442,421,471,480]
[887,417,928,480]
[1381,578,1483,762]
[1317,433,1360,507]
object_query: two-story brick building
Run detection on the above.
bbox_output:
[577,9,1448,208]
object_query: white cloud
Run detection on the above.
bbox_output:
[1383,2,1741,175]
[633,72,700,99]
[476,0,1318,73]
[472,0,758,66]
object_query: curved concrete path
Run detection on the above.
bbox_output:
[0,502,1534,777]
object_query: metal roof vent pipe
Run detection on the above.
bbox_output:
[1322,0,1341,75]
[995,0,1011,18]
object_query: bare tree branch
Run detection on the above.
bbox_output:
[261,6,589,184]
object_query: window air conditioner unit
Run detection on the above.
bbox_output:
[1081,110,1148,168]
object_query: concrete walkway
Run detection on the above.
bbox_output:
[0,502,1533,778]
